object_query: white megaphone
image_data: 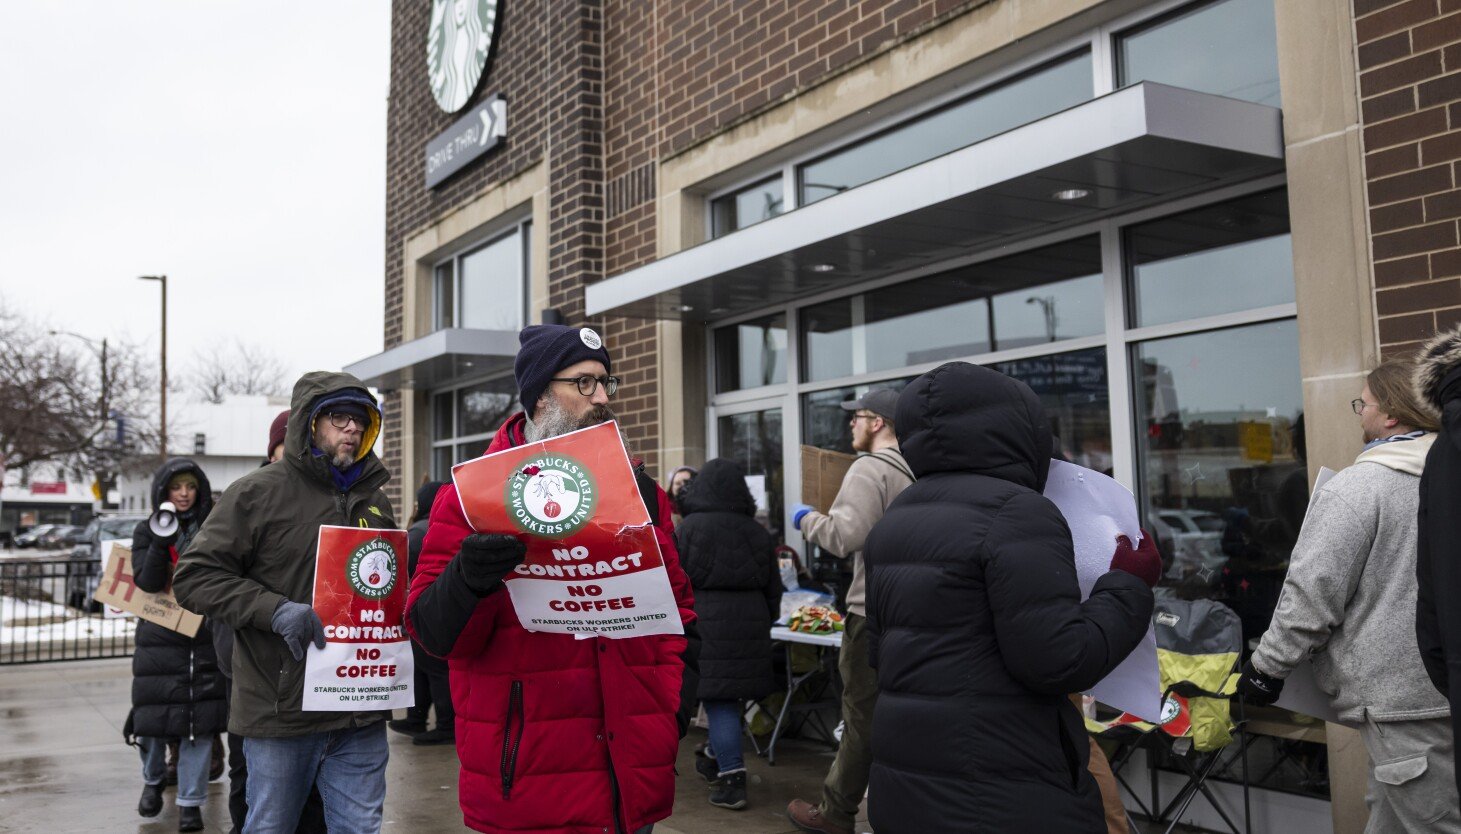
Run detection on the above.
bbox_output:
[150,501,180,539]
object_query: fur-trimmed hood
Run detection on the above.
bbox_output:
[1414,325,1461,410]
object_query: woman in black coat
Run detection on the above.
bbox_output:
[129,458,227,831]
[863,362,1155,833]
[674,458,782,811]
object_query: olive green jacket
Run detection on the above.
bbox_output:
[173,371,396,737]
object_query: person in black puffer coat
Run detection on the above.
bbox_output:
[129,458,227,831]
[675,458,782,812]
[863,362,1155,833]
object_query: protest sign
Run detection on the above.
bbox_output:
[98,539,137,620]
[92,544,202,637]
[1043,459,1163,723]
[452,420,684,639]
[302,526,414,711]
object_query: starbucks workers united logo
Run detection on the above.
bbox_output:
[347,540,398,600]
[506,455,597,537]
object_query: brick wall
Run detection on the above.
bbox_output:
[1355,0,1461,357]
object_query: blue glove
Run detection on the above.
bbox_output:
[271,600,326,661]
[792,504,815,531]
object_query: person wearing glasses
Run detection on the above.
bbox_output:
[174,372,397,833]
[406,324,697,834]
[784,388,914,834]
[1239,360,1459,832]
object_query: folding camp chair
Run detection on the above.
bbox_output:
[1087,597,1251,834]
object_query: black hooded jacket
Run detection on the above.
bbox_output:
[129,457,228,739]
[673,459,781,701]
[863,362,1153,834]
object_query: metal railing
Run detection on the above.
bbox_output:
[0,556,136,664]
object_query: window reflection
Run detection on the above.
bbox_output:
[714,314,788,392]
[1117,0,1281,106]
[457,377,519,437]
[717,409,784,536]
[801,379,914,455]
[711,177,784,238]
[992,348,1111,473]
[1127,189,1293,327]
[798,51,1093,205]
[1134,320,1306,646]
[459,231,523,331]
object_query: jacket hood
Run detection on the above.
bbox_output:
[1356,432,1435,476]
[1414,325,1461,410]
[285,371,382,463]
[895,361,1052,490]
[149,457,214,520]
[678,458,756,517]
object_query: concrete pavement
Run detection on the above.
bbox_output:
[0,658,864,833]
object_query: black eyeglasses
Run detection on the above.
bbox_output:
[326,412,369,429]
[550,375,620,397]
[1350,398,1376,416]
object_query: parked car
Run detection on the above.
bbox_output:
[14,524,60,549]
[39,525,83,550]
[66,514,147,612]
[1154,509,1226,582]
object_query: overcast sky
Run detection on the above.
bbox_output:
[0,2,390,394]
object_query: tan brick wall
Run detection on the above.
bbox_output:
[1354,0,1461,357]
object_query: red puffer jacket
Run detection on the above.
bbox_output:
[406,414,695,834]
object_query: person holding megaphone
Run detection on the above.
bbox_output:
[127,458,227,832]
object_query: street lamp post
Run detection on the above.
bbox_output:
[139,275,167,458]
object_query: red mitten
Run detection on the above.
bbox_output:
[1109,529,1162,589]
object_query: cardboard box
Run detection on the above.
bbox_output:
[93,545,202,637]
[800,445,857,512]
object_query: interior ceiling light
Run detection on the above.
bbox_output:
[678,304,695,312]
[808,263,837,273]
[1052,188,1092,201]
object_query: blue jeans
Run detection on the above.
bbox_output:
[139,736,210,808]
[243,722,388,834]
[702,699,745,775]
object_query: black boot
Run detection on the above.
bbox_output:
[694,755,721,784]
[387,718,426,736]
[412,726,456,746]
[178,805,204,832]
[138,783,164,817]
[708,769,747,810]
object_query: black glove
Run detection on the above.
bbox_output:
[456,534,527,597]
[1236,658,1284,706]
[271,600,326,661]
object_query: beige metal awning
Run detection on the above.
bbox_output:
[585,82,1284,322]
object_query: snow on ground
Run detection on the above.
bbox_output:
[1,595,136,647]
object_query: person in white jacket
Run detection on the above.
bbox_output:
[1239,360,1457,832]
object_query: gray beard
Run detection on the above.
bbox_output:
[525,398,634,458]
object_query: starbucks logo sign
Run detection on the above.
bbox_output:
[427,0,501,113]
[347,540,398,600]
[505,455,597,537]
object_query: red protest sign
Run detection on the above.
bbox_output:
[452,420,682,638]
[303,526,414,711]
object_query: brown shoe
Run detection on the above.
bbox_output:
[787,799,851,834]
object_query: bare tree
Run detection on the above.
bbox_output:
[0,302,162,478]
[188,339,287,404]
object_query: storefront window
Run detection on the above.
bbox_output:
[434,263,455,330]
[431,376,520,479]
[992,348,1111,472]
[798,51,1093,205]
[1133,319,1305,645]
[1117,0,1281,107]
[801,379,914,454]
[433,221,529,333]
[1127,189,1293,327]
[711,176,784,238]
[714,314,788,392]
[717,408,784,536]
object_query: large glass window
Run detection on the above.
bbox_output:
[718,408,784,534]
[1134,320,1305,645]
[431,376,520,479]
[800,237,1103,383]
[714,314,788,392]
[432,221,529,332]
[1127,189,1293,327]
[1117,0,1281,107]
[711,177,784,238]
[798,51,1093,205]
[801,378,914,454]
[993,348,1111,473]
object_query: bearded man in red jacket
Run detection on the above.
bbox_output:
[406,324,698,834]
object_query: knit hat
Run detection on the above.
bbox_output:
[266,410,289,459]
[514,324,612,417]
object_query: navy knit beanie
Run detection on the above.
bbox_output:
[514,324,613,417]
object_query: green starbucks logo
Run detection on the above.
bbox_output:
[427,0,501,113]
[505,455,597,537]
[347,540,398,599]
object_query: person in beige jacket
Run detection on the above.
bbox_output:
[786,388,913,834]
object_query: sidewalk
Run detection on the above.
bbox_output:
[0,658,862,833]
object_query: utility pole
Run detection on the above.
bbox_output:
[139,275,167,457]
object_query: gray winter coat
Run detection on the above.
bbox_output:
[1253,435,1450,723]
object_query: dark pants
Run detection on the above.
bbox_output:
[407,643,454,729]
[224,684,329,834]
[820,612,878,830]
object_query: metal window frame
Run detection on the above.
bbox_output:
[431,215,532,331]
